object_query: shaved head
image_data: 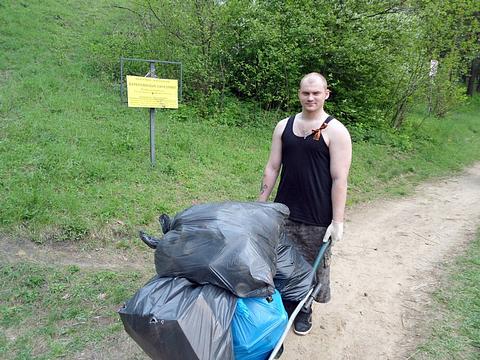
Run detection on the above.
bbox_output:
[300,72,328,90]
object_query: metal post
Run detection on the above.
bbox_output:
[179,62,183,102]
[149,62,156,167]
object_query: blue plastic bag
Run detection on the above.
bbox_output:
[232,290,288,360]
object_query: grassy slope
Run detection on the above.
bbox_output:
[0,1,480,358]
[0,0,275,243]
[349,100,480,203]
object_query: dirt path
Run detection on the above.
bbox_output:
[282,163,480,360]
[2,163,480,359]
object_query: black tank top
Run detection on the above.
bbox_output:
[274,115,334,226]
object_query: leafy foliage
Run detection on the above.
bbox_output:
[105,0,478,127]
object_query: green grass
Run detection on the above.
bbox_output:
[0,262,150,359]
[0,0,278,243]
[411,229,480,359]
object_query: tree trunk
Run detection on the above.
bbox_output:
[466,56,480,96]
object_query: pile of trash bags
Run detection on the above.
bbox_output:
[119,201,314,360]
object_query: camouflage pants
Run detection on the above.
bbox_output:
[284,219,332,303]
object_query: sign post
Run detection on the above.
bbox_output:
[125,61,179,166]
[149,62,156,166]
[428,59,438,115]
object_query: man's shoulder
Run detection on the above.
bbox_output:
[277,117,289,126]
[280,113,297,123]
[325,117,351,146]
[274,115,293,132]
[327,117,350,134]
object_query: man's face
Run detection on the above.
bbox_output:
[298,78,330,113]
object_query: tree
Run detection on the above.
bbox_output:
[122,0,479,126]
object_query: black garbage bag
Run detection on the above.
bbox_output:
[273,233,315,302]
[119,276,237,360]
[152,201,289,298]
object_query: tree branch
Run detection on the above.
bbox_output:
[351,1,408,21]
[112,5,143,18]
[145,0,185,41]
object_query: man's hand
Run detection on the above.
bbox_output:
[323,220,344,244]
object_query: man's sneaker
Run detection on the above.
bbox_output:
[293,309,312,335]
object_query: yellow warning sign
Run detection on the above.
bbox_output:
[126,76,178,108]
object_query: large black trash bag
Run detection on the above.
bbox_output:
[273,233,315,302]
[153,201,289,298]
[119,276,237,360]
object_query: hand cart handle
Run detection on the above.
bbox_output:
[268,239,332,360]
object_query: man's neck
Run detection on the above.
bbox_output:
[300,109,326,122]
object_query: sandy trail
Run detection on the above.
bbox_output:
[282,163,480,360]
[1,163,479,359]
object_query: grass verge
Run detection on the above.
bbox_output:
[347,97,480,204]
[0,262,150,359]
[410,229,480,359]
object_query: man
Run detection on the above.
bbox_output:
[258,72,352,335]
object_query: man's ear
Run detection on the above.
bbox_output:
[325,89,330,100]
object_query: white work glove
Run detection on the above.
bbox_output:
[323,220,344,244]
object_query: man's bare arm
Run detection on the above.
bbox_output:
[328,121,352,222]
[258,120,286,201]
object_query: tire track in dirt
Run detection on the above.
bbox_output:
[0,236,154,273]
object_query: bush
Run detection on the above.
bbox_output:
[91,0,479,129]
